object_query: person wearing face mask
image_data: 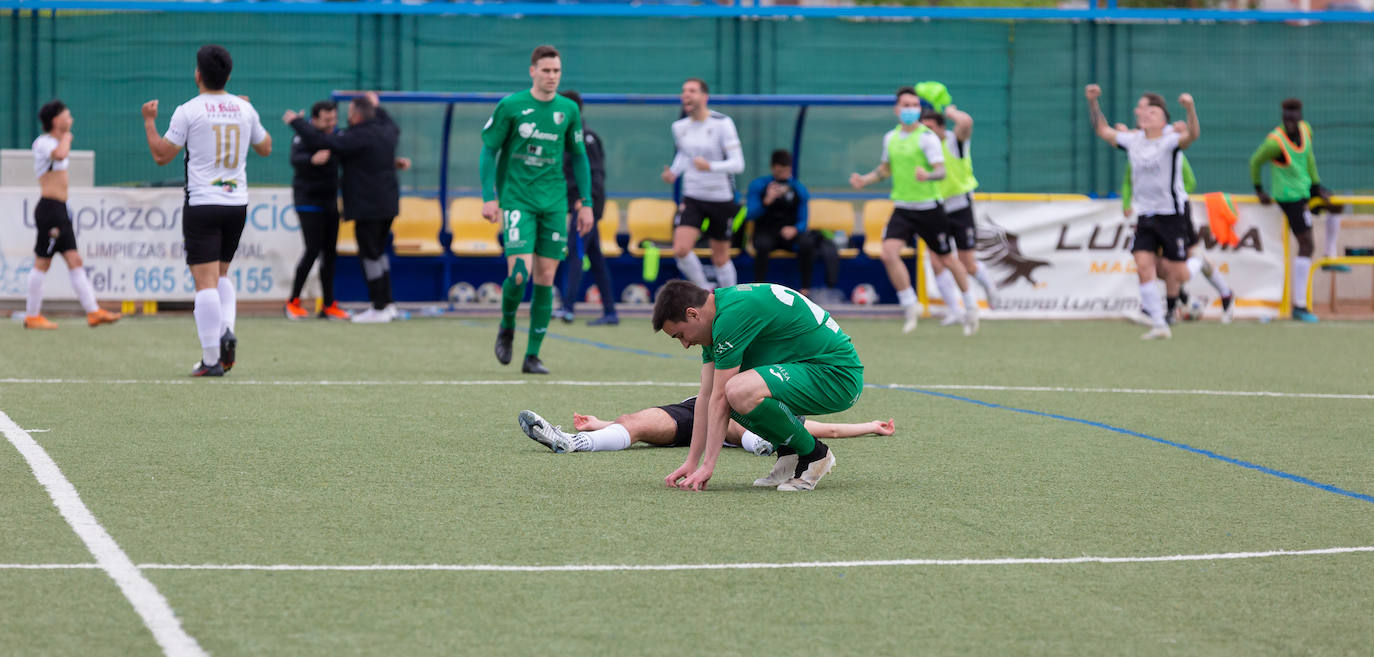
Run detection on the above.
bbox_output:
[743,149,839,297]
[284,100,350,321]
[849,86,979,336]
[1249,98,1333,323]
[1085,84,1200,340]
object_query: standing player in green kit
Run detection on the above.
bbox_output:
[653,280,865,492]
[481,45,595,374]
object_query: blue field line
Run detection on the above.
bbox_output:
[876,383,1374,506]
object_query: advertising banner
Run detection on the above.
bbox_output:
[1,187,303,301]
[923,199,1286,320]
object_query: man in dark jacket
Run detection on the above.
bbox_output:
[745,149,838,296]
[284,92,407,323]
[555,90,617,326]
[284,100,350,321]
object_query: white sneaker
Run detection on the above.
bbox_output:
[1141,325,1172,340]
[351,308,392,323]
[1122,309,1154,327]
[753,454,799,487]
[777,448,836,491]
[901,305,919,334]
[518,410,576,453]
[962,308,979,336]
[748,438,776,457]
[383,303,400,319]
[985,289,1000,310]
[939,313,962,327]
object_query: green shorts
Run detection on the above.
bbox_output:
[502,205,568,260]
[751,361,864,417]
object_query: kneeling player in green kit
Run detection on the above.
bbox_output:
[653,280,865,492]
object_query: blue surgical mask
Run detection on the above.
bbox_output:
[899,107,921,125]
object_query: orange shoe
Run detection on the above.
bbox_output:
[319,302,350,321]
[87,308,121,327]
[284,297,309,320]
[24,315,58,330]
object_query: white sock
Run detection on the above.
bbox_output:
[217,276,237,333]
[971,262,996,297]
[715,260,737,288]
[26,269,45,317]
[935,269,961,315]
[1292,256,1312,308]
[896,286,918,308]
[1186,255,1204,278]
[571,423,632,452]
[1325,213,1342,258]
[1140,282,1165,327]
[675,253,709,288]
[739,431,769,454]
[194,288,222,365]
[69,267,99,313]
[1205,265,1232,298]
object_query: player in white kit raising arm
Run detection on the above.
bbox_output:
[143,44,271,376]
[660,78,744,289]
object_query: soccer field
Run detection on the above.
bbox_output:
[2,314,1372,656]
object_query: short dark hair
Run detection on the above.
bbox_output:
[350,95,376,122]
[531,45,560,65]
[1141,92,1170,123]
[1282,98,1303,112]
[920,107,944,123]
[896,86,918,102]
[770,149,792,168]
[651,280,710,332]
[196,44,232,91]
[310,100,337,119]
[38,99,67,132]
[560,89,583,110]
[684,77,709,94]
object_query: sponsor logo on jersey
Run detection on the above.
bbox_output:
[553,112,564,125]
[714,341,735,357]
[210,178,239,192]
[483,116,493,130]
[768,367,790,383]
[517,122,560,142]
[521,108,535,115]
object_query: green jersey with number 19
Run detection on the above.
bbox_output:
[481,90,585,212]
[704,284,861,371]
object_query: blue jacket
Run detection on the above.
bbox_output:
[745,175,809,233]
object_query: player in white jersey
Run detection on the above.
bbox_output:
[143,45,271,376]
[660,78,744,289]
[23,100,122,330]
[1085,84,1199,340]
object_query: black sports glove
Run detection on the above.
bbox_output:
[1254,184,1273,206]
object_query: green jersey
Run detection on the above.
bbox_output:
[481,90,585,212]
[703,284,861,371]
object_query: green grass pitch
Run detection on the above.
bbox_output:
[1,313,1372,656]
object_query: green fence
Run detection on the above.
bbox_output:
[3,11,1371,196]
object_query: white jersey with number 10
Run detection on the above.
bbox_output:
[164,92,268,207]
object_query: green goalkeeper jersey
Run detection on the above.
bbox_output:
[481,90,586,212]
[703,284,862,371]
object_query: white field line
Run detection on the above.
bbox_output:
[1,377,1371,400]
[3,546,1372,573]
[0,411,208,657]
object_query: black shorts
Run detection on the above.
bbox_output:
[1182,202,1199,249]
[33,198,77,257]
[1278,200,1313,236]
[883,206,952,256]
[675,197,738,242]
[656,396,698,447]
[1133,213,1190,262]
[945,203,977,251]
[183,204,248,266]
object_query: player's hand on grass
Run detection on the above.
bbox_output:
[141,100,159,120]
[679,466,713,492]
[576,206,594,236]
[660,166,678,184]
[874,418,896,436]
[665,461,695,489]
[481,200,500,222]
[572,413,597,432]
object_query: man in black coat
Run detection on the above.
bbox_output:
[284,100,351,321]
[555,90,617,326]
[284,92,408,323]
